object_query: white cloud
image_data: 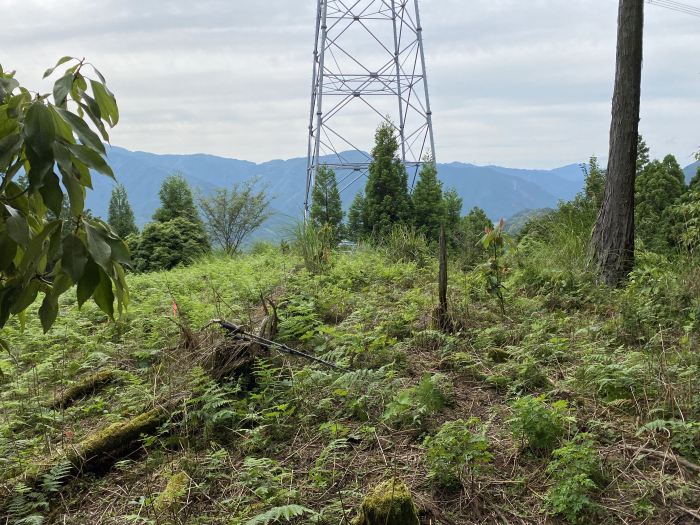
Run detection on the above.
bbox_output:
[1,0,698,168]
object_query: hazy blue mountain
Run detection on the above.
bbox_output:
[86,146,700,240]
[685,160,699,183]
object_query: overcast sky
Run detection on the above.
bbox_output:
[1,0,698,168]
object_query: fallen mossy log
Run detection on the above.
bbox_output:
[49,369,119,409]
[2,403,176,507]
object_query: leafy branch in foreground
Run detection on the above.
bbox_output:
[0,57,128,332]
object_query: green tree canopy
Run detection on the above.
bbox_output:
[456,207,493,269]
[198,178,271,254]
[411,162,444,241]
[689,166,700,191]
[443,188,463,241]
[310,165,344,241]
[0,58,128,333]
[637,135,650,175]
[347,192,366,242]
[108,184,138,238]
[130,218,211,273]
[362,122,412,238]
[636,154,686,251]
[153,173,201,224]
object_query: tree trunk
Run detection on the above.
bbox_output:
[590,0,644,286]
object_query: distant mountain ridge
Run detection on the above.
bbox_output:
[87,146,698,239]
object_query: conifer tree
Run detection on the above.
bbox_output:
[153,172,202,224]
[108,184,138,238]
[443,188,464,240]
[636,154,686,251]
[583,156,605,209]
[347,192,366,241]
[363,122,412,238]
[310,165,344,240]
[412,162,444,241]
[457,207,493,269]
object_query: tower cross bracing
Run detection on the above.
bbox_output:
[305,0,436,214]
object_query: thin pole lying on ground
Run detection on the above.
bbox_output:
[205,319,347,371]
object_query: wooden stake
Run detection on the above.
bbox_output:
[438,225,450,332]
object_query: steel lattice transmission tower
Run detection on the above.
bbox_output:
[305,0,436,215]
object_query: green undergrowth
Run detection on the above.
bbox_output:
[1,237,699,524]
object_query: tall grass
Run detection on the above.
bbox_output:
[291,222,334,274]
[518,201,597,275]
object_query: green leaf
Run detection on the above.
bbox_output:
[54,107,105,153]
[67,143,114,178]
[51,272,73,297]
[62,234,88,282]
[10,280,40,314]
[77,258,99,308]
[90,80,119,127]
[93,268,115,319]
[24,101,55,157]
[106,237,131,266]
[48,106,75,142]
[4,205,30,248]
[90,65,106,84]
[43,56,74,79]
[0,133,21,169]
[61,171,86,216]
[39,293,59,333]
[77,101,109,140]
[0,234,17,272]
[18,220,61,275]
[38,172,64,216]
[53,73,74,106]
[0,76,19,99]
[85,222,112,271]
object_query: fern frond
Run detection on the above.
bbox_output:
[243,504,316,525]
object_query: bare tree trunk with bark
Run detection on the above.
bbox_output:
[591,0,644,286]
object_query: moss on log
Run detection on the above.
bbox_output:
[65,406,170,469]
[50,369,118,409]
[352,479,420,525]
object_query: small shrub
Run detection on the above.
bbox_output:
[130,217,211,272]
[423,418,492,490]
[509,395,574,453]
[383,374,454,429]
[544,434,602,523]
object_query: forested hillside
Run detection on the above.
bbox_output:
[88,147,589,229]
